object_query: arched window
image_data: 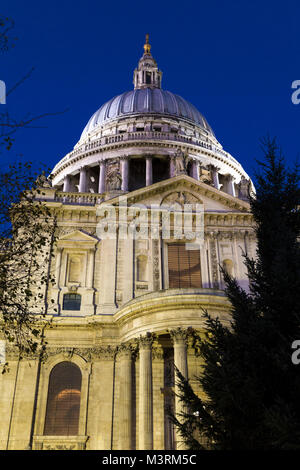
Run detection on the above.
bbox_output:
[63,293,81,311]
[137,255,148,282]
[44,362,82,436]
[223,259,233,276]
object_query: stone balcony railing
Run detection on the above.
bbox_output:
[55,191,102,205]
[53,130,241,174]
[32,435,88,450]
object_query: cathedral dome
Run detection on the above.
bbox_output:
[51,34,253,198]
[80,88,214,139]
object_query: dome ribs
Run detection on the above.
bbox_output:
[80,89,214,140]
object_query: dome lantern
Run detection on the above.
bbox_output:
[133,34,163,90]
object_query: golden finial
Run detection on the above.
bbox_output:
[143,33,151,54]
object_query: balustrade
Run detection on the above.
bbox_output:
[54,130,216,172]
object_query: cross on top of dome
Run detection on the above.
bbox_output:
[133,34,163,90]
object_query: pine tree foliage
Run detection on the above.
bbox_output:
[172,138,300,449]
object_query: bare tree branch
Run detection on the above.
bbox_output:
[6,67,35,96]
[0,17,17,52]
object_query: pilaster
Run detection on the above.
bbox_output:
[138,333,154,450]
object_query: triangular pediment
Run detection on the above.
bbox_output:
[58,229,98,244]
[104,175,251,213]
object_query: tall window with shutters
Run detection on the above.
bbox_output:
[44,362,82,436]
[168,243,202,288]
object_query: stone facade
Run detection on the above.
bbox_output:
[0,37,256,450]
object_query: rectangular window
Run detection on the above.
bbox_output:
[168,243,202,288]
[63,293,81,311]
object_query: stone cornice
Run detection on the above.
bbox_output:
[46,177,253,215]
[205,229,256,240]
[114,289,232,343]
[42,345,119,362]
[90,345,117,360]
[5,344,39,360]
[43,346,90,361]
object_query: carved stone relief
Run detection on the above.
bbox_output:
[160,190,201,208]
[209,238,219,289]
[152,239,160,291]
[172,149,189,176]
[106,159,122,191]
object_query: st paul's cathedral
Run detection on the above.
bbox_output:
[0,36,256,450]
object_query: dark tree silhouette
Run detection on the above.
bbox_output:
[171,138,300,449]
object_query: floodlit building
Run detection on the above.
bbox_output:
[0,36,256,450]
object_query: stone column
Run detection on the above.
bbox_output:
[121,157,129,191]
[98,161,106,193]
[192,160,199,180]
[79,166,88,193]
[118,344,133,450]
[63,174,71,192]
[170,328,189,450]
[227,175,236,197]
[211,166,220,190]
[139,333,154,450]
[146,156,153,186]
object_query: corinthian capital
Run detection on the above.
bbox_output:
[138,332,154,350]
[169,327,191,345]
[117,342,133,359]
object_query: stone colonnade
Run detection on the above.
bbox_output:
[62,156,221,194]
[118,328,190,450]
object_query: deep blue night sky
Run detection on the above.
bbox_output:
[1,0,300,180]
